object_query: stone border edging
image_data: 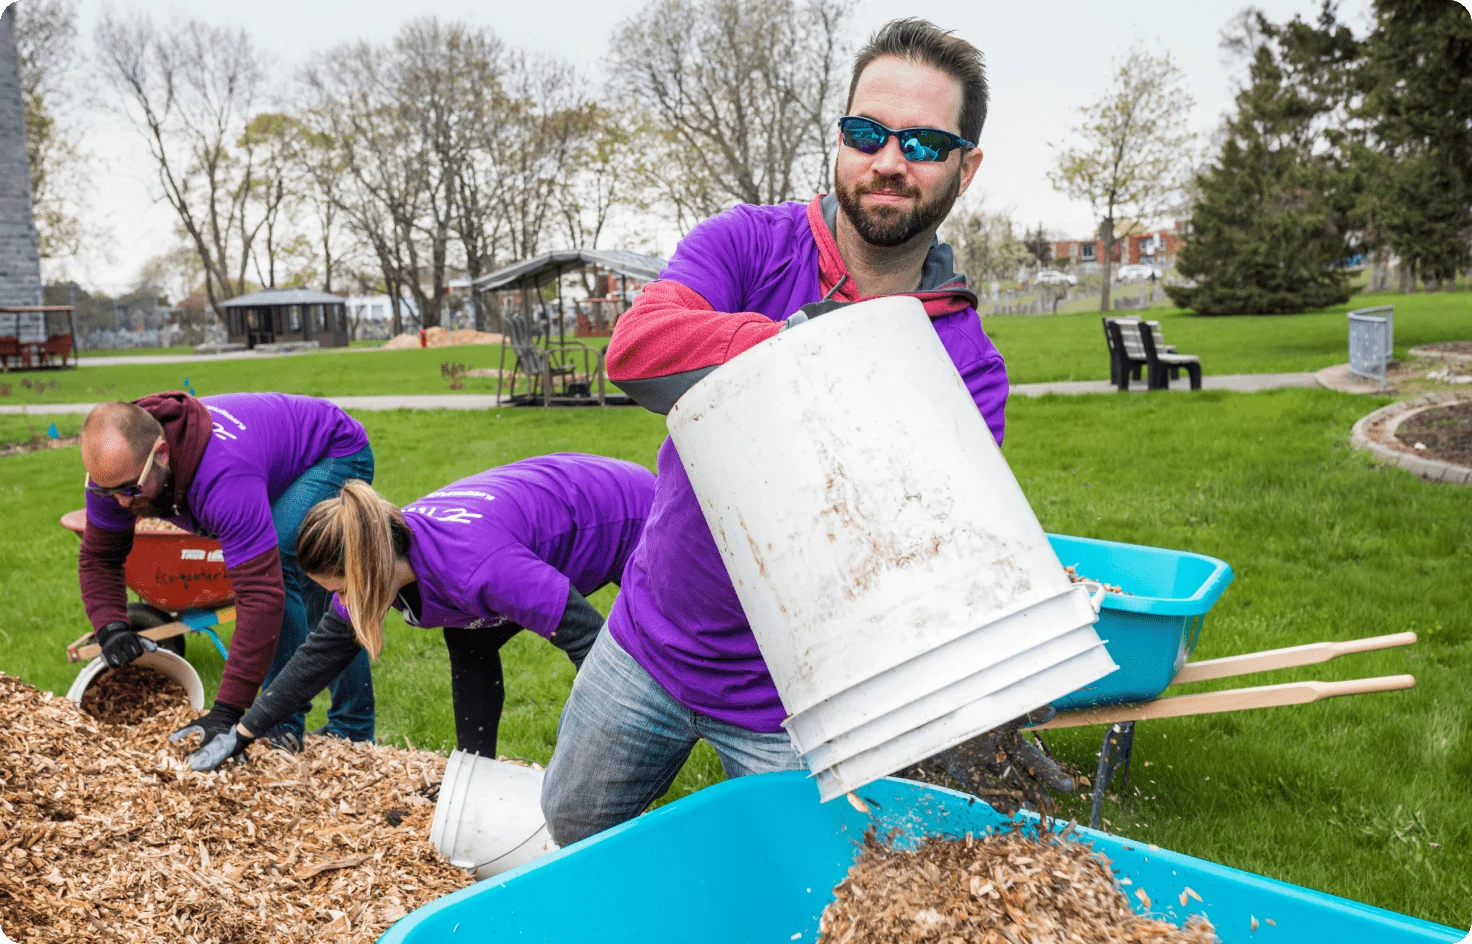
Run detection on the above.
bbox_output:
[1408,344,1472,364]
[1350,391,1472,485]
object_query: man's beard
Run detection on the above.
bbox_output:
[131,475,177,519]
[835,164,963,248]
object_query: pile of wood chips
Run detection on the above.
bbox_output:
[818,829,1217,944]
[1064,565,1128,596]
[0,673,470,943]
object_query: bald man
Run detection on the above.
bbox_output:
[79,391,377,751]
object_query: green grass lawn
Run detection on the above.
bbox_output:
[76,346,201,358]
[987,290,1470,383]
[3,291,1466,405]
[0,389,1468,925]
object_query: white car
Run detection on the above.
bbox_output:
[1115,264,1163,282]
[1034,270,1078,286]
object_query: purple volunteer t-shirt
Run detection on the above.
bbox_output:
[608,201,1011,733]
[331,454,655,637]
[86,393,369,565]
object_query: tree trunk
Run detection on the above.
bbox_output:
[1098,221,1115,312]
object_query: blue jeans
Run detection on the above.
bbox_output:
[261,445,376,741]
[541,628,803,846]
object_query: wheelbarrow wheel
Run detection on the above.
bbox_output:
[127,602,186,658]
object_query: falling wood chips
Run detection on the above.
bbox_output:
[0,672,471,942]
[818,829,1218,944]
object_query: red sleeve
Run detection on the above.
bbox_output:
[607,280,781,382]
[213,546,287,711]
[78,523,134,630]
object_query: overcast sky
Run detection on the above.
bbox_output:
[44,0,1382,293]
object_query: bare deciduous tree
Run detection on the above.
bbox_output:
[95,12,268,311]
[610,0,853,227]
[940,195,1034,284]
[14,0,90,264]
[1049,50,1196,311]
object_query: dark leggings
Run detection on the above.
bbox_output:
[443,625,523,757]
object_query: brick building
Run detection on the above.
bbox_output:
[1052,225,1186,271]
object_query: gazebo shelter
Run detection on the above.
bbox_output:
[220,288,349,350]
[472,249,666,407]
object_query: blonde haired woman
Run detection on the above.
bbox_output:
[185,453,655,770]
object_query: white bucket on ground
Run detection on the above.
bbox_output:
[429,750,559,880]
[666,295,1117,800]
[66,650,206,711]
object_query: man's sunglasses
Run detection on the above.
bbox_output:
[85,437,164,499]
[838,116,974,163]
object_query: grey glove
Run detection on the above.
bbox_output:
[188,725,255,771]
[932,708,1074,815]
[780,298,853,332]
[169,702,246,751]
[95,620,158,668]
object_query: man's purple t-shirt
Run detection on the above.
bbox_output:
[608,201,1011,733]
[85,393,369,565]
[332,454,655,637]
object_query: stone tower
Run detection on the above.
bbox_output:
[0,5,44,307]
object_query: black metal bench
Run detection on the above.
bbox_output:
[1104,318,1200,391]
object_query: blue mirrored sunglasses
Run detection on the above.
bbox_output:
[837,116,974,163]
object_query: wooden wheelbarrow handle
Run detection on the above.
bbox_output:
[66,606,237,663]
[1033,674,1416,731]
[1170,632,1417,685]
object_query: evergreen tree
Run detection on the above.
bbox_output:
[1355,0,1472,289]
[1168,10,1358,315]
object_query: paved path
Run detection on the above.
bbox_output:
[1010,371,1318,396]
[1,371,1322,416]
[77,348,359,367]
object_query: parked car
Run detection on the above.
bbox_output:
[1115,264,1163,282]
[1034,270,1078,286]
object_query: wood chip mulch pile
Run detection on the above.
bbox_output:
[78,665,188,726]
[1064,565,1128,596]
[0,672,471,943]
[818,828,1217,944]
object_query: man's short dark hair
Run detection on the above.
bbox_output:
[847,18,989,144]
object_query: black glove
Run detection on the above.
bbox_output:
[168,702,246,751]
[780,298,853,332]
[188,725,255,771]
[95,620,158,668]
[931,709,1075,815]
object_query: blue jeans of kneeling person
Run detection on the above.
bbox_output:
[261,445,377,742]
[541,628,803,847]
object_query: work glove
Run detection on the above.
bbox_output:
[929,708,1075,816]
[168,702,246,751]
[188,725,255,771]
[780,298,853,332]
[95,620,158,668]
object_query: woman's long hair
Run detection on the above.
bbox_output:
[297,480,410,660]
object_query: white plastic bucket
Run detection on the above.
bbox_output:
[667,295,1117,800]
[429,750,559,880]
[66,650,206,711]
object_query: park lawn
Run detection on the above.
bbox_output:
[0,413,81,448]
[986,289,1470,383]
[3,334,616,405]
[0,390,1468,926]
[76,346,202,358]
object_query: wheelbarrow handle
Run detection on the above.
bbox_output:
[1169,632,1417,686]
[66,606,237,663]
[1032,674,1416,730]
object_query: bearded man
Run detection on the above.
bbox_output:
[541,18,1030,845]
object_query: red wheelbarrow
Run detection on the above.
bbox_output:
[60,510,235,665]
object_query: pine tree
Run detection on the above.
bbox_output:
[1168,11,1358,315]
[1355,0,1472,289]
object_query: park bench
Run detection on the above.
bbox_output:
[1104,318,1201,391]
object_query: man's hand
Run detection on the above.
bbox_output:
[95,620,158,668]
[930,709,1075,815]
[187,725,255,771]
[169,702,246,751]
[780,298,853,332]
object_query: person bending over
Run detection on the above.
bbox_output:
[79,391,376,752]
[187,454,656,770]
